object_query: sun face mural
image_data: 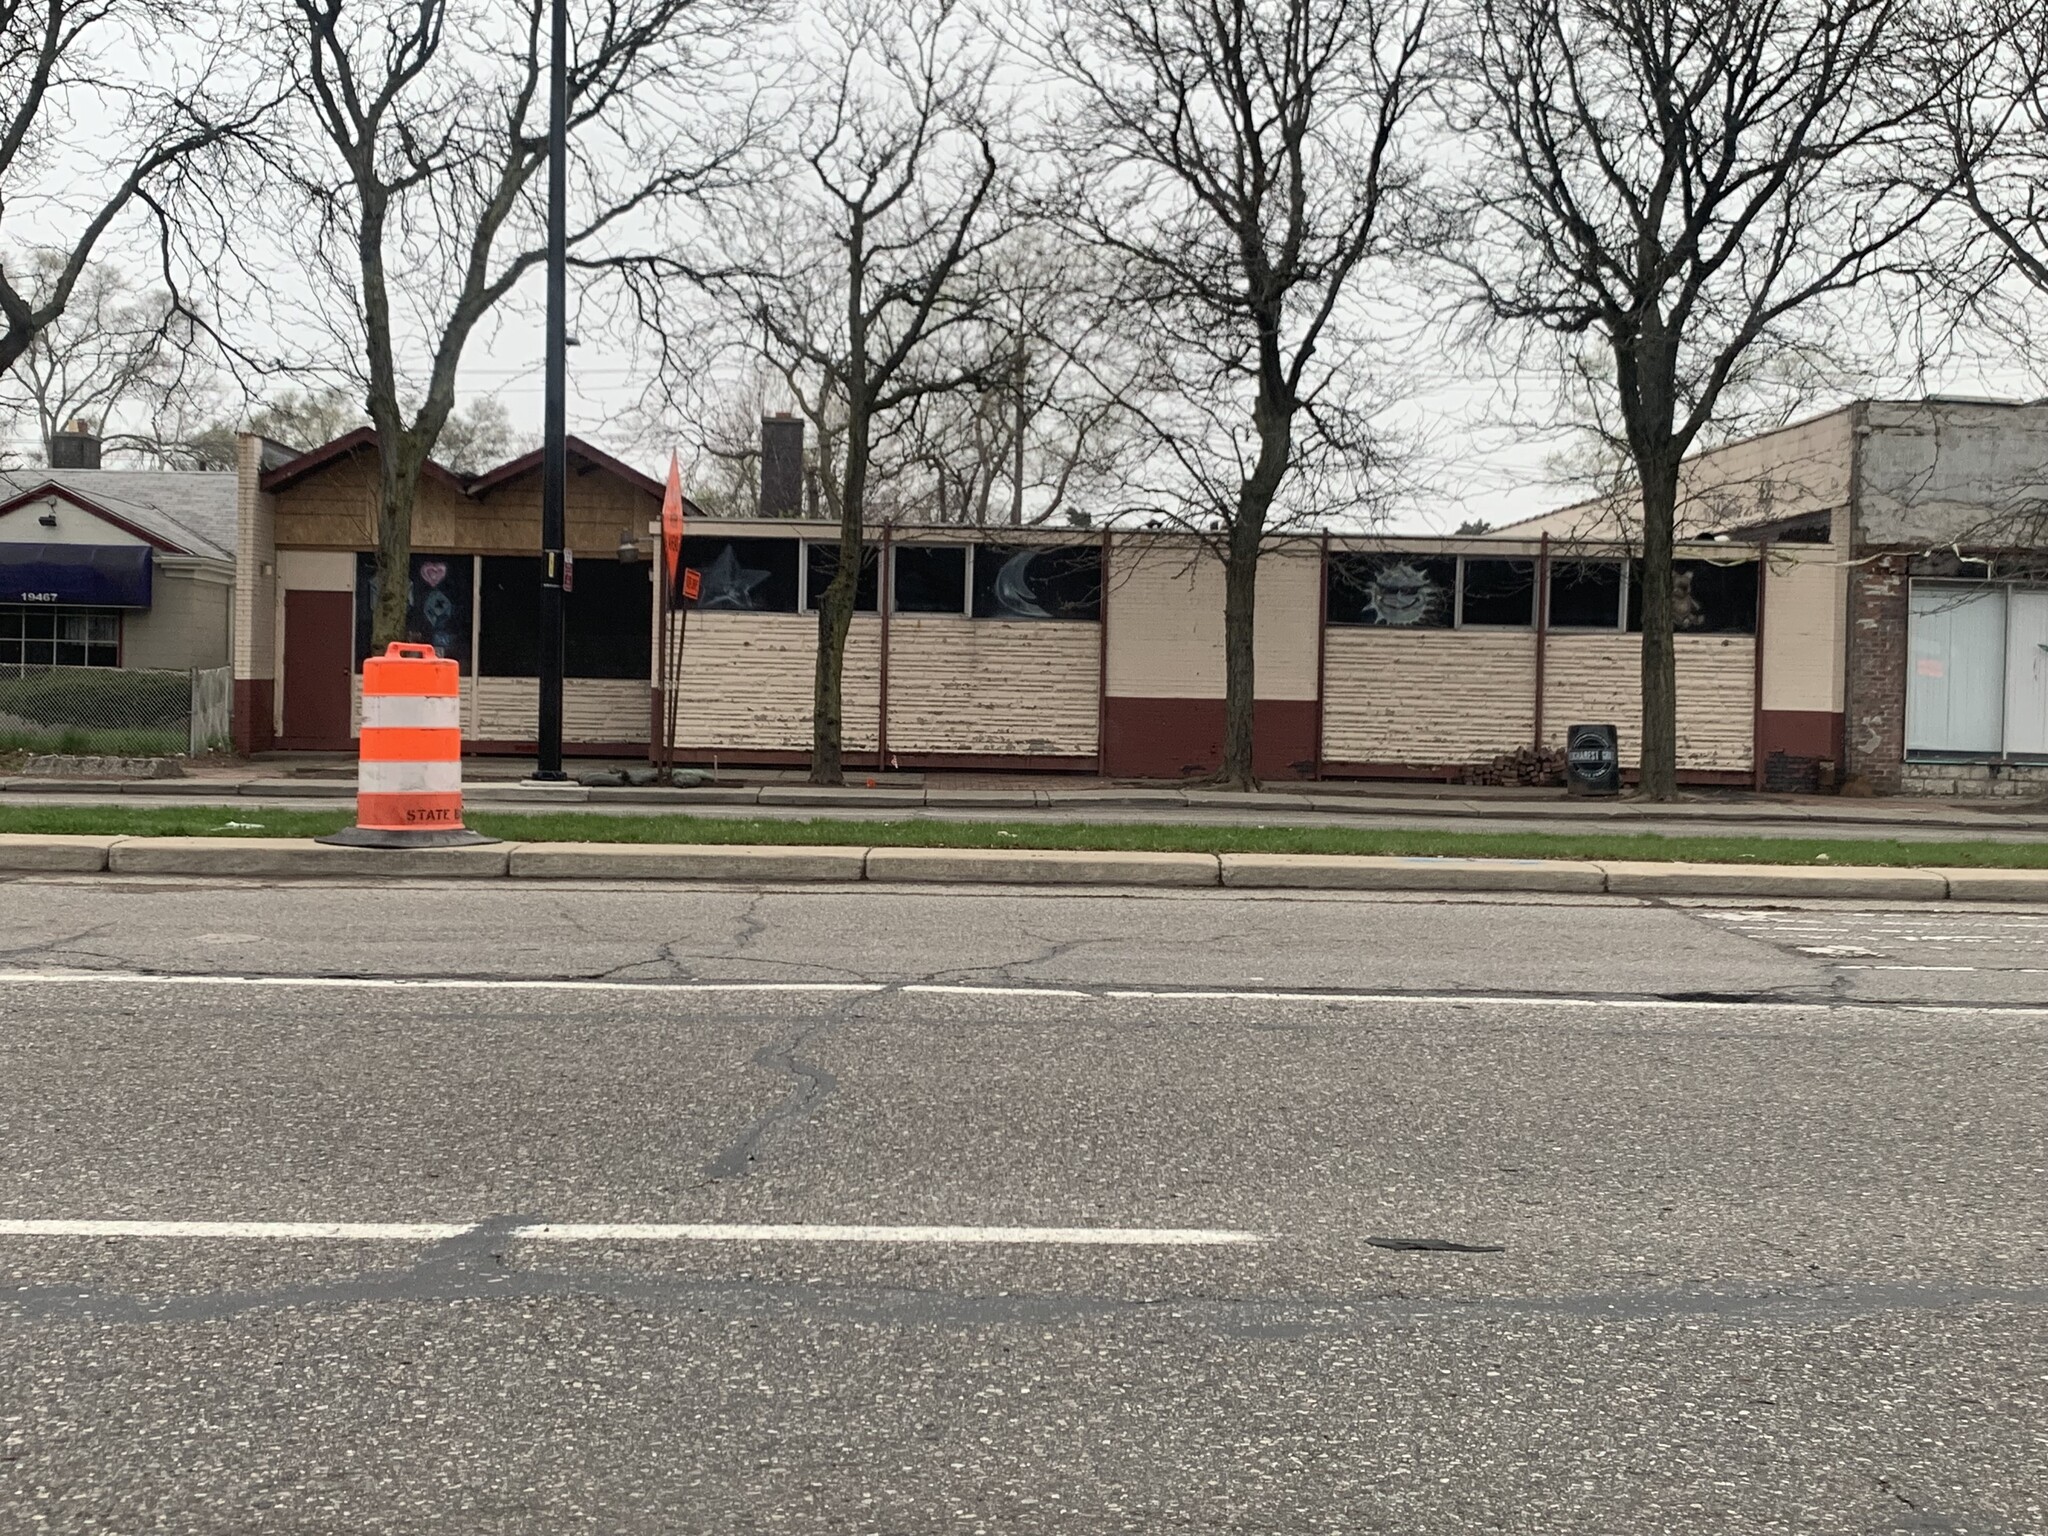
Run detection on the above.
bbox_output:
[1327,554,1455,628]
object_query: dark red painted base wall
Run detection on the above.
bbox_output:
[231,679,274,755]
[1102,697,1318,781]
[1759,708,1845,762]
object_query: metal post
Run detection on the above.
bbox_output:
[533,0,570,780]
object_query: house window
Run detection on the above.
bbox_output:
[893,545,968,614]
[354,553,474,670]
[1627,559,1758,634]
[479,556,653,678]
[674,537,799,612]
[1458,558,1536,627]
[1548,560,1625,629]
[971,544,1101,621]
[803,542,880,612]
[1326,553,1456,627]
[0,606,120,670]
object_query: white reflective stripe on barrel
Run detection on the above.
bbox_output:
[358,760,464,795]
[360,694,463,731]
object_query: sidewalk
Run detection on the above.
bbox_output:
[6,757,2047,834]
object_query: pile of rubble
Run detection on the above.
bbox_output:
[1460,745,1566,788]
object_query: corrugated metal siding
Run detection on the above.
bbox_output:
[473,679,650,743]
[663,613,880,752]
[887,617,1099,755]
[1543,634,1755,769]
[1761,549,1846,712]
[1321,630,1537,764]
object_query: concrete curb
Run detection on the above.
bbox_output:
[1220,852,1607,893]
[863,846,1221,886]
[2,834,2045,900]
[509,842,866,882]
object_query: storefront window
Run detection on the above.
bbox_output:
[478,556,653,679]
[971,544,1101,621]
[1907,585,2007,755]
[0,606,120,670]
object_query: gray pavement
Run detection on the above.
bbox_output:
[2,878,2045,1532]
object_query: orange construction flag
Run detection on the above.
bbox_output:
[661,451,685,584]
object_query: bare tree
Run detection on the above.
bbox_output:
[1043,0,1432,789]
[1453,0,1959,799]
[0,251,204,461]
[270,0,761,647]
[697,0,1003,784]
[0,0,266,380]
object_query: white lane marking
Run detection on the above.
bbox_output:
[0,1219,1260,1247]
[0,971,881,996]
[0,969,2044,1017]
[516,1223,1260,1246]
[0,1220,473,1241]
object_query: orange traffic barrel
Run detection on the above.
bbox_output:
[317,642,495,849]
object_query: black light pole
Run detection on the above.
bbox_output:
[534,0,569,780]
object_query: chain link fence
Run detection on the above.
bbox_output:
[0,665,233,757]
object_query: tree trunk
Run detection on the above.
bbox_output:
[1636,457,1680,801]
[370,441,424,650]
[1219,522,1260,789]
[810,406,868,785]
[1219,377,1293,790]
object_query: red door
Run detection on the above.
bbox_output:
[281,590,355,749]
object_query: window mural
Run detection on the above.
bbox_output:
[355,552,473,668]
[675,537,798,612]
[1626,559,1757,634]
[1327,553,1456,627]
[893,545,967,614]
[971,544,1102,621]
[804,542,880,612]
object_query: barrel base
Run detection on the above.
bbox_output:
[316,825,499,849]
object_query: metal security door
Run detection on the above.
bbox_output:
[2004,590,2048,757]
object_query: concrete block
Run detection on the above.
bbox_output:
[924,790,1044,809]
[1598,860,1949,900]
[107,837,510,878]
[758,786,927,807]
[1184,790,1318,811]
[22,753,183,779]
[3,778,136,794]
[864,846,1219,887]
[592,787,764,806]
[508,842,867,882]
[465,783,592,804]
[1939,868,2048,902]
[0,833,117,872]
[1041,789,1191,807]
[236,779,360,798]
[1219,852,1607,893]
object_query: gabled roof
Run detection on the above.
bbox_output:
[0,470,237,560]
[258,428,672,505]
[466,437,667,500]
[258,427,472,495]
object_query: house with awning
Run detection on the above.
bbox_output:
[0,452,236,675]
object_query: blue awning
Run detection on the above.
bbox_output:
[0,544,154,608]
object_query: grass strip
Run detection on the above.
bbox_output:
[1,803,2045,868]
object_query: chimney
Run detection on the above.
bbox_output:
[49,418,102,470]
[760,413,804,517]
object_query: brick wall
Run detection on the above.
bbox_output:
[1844,553,1907,791]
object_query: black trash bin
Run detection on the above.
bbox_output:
[1565,722,1622,796]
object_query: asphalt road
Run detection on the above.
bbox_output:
[2,877,2044,1533]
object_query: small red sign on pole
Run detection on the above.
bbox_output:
[681,567,702,602]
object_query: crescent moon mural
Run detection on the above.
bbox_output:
[992,549,1052,618]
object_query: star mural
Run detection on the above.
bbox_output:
[697,544,772,609]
